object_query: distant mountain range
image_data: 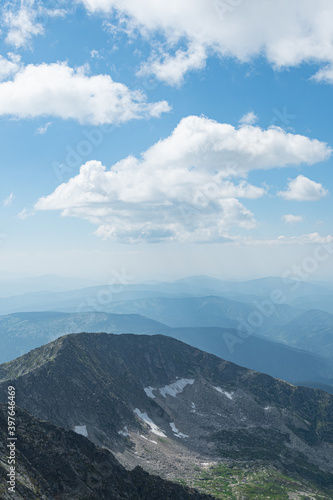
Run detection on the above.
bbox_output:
[0,311,168,363]
[1,276,333,369]
[260,308,333,360]
[1,275,333,315]
[1,310,333,392]
[165,326,333,390]
[0,274,102,298]
[1,333,332,497]
[96,295,301,329]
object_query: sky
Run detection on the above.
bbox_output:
[1,0,333,283]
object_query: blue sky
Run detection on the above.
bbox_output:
[1,0,333,282]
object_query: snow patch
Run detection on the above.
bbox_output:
[159,378,195,398]
[170,422,189,439]
[134,409,166,437]
[118,426,130,437]
[74,425,88,437]
[144,386,156,398]
[139,434,157,445]
[201,462,217,469]
[264,406,272,411]
[213,387,234,399]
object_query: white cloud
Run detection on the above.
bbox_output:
[0,62,170,125]
[312,64,333,84]
[3,0,44,48]
[35,115,330,243]
[137,43,207,86]
[35,159,259,243]
[0,55,21,81]
[3,193,14,207]
[278,175,328,201]
[281,214,304,224]
[35,121,52,135]
[2,0,66,48]
[269,233,333,245]
[232,232,333,246]
[78,0,333,84]
[239,112,258,126]
[90,49,104,59]
[18,207,34,219]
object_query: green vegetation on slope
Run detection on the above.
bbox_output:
[190,463,331,499]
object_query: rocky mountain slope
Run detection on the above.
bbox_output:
[0,403,212,499]
[0,333,332,496]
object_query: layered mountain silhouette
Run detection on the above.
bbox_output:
[262,308,333,360]
[1,311,333,390]
[0,333,332,495]
[0,311,168,363]
[1,275,332,314]
[165,326,333,388]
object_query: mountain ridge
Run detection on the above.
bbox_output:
[1,311,332,390]
[1,332,333,494]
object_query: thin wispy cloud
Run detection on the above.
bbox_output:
[2,0,66,49]
[281,214,304,224]
[233,232,333,246]
[3,193,14,207]
[239,112,258,126]
[35,121,52,135]
[17,207,34,219]
[3,0,44,49]
[137,43,207,86]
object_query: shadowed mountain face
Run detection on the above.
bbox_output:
[0,404,212,500]
[0,333,333,494]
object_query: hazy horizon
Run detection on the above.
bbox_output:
[0,271,333,299]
